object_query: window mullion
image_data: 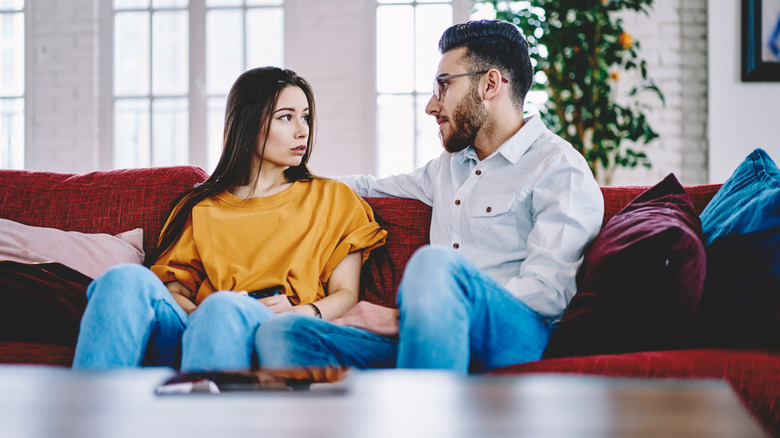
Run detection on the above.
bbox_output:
[24,1,33,169]
[412,5,418,168]
[190,0,207,168]
[243,3,248,71]
[148,9,154,166]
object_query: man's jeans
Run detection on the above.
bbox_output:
[72,264,276,370]
[256,245,554,374]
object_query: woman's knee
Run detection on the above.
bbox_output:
[88,263,160,301]
[193,291,245,318]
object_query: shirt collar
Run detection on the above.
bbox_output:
[495,114,546,164]
[457,114,547,165]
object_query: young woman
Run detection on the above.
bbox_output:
[72,67,386,371]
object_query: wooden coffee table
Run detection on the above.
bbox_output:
[0,365,767,437]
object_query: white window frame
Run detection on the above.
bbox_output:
[373,0,471,177]
[0,0,28,169]
[98,0,286,171]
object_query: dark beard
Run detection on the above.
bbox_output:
[442,85,489,153]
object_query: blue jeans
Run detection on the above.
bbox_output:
[256,245,554,374]
[72,264,276,371]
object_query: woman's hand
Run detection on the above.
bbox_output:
[165,280,197,315]
[258,294,294,314]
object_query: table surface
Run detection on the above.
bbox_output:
[0,365,767,438]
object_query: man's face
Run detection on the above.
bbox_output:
[425,47,489,153]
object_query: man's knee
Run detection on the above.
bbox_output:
[405,245,460,274]
[398,245,463,307]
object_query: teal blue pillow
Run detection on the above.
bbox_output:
[700,148,780,245]
[691,148,780,348]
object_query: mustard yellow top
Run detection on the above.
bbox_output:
[151,178,387,305]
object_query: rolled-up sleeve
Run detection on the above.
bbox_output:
[337,157,439,206]
[150,215,206,294]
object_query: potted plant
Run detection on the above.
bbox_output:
[475,0,664,185]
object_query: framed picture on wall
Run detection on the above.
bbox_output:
[742,0,780,81]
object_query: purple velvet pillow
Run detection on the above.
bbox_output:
[543,173,706,358]
[0,261,89,346]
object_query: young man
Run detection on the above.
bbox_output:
[255,20,604,374]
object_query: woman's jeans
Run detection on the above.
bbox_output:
[255,245,554,375]
[72,264,278,371]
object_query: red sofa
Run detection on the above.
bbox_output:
[0,166,777,435]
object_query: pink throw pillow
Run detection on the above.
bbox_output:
[0,218,144,279]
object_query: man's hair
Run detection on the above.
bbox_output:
[439,20,533,108]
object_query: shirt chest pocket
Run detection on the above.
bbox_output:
[467,194,521,250]
[470,194,516,218]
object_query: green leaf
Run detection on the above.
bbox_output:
[477,0,660,177]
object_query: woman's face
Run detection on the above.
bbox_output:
[257,86,310,172]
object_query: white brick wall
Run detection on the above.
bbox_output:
[25,0,708,185]
[611,0,708,185]
[28,0,98,173]
[285,0,376,177]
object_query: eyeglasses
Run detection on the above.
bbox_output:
[432,71,509,101]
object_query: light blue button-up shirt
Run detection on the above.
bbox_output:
[340,115,604,320]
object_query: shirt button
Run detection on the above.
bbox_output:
[486,206,492,213]
[454,199,461,205]
[453,243,460,249]
[475,170,482,176]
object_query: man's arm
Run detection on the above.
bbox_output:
[336,155,440,204]
[333,301,400,338]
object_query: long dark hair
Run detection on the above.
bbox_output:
[146,67,317,266]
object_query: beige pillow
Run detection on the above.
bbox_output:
[0,218,145,279]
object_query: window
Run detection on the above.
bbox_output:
[375,1,546,177]
[203,0,283,170]
[110,0,283,171]
[375,0,453,177]
[0,0,24,169]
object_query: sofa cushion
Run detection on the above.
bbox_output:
[543,173,706,358]
[0,342,75,367]
[0,166,209,263]
[0,261,90,347]
[0,218,144,279]
[700,148,780,244]
[690,148,780,348]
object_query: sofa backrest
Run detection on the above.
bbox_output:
[361,184,724,307]
[0,166,209,263]
[599,184,722,227]
[361,197,432,308]
[0,165,724,308]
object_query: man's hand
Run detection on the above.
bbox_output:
[332,301,400,338]
[258,294,294,314]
